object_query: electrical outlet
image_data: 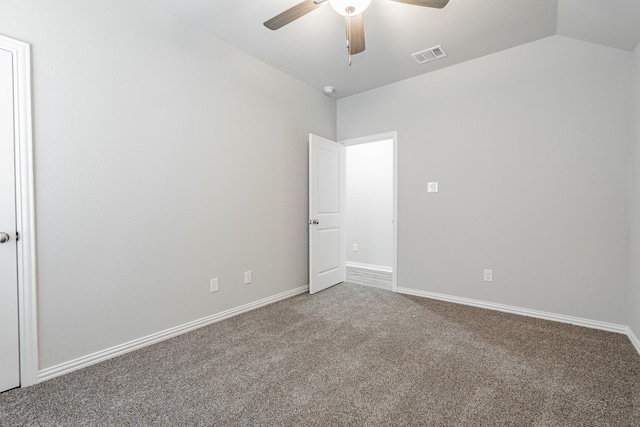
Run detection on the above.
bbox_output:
[244,271,252,284]
[353,243,358,252]
[427,182,439,193]
[483,269,493,282]
[210,278,219,293]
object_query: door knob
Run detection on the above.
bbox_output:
[0,232,9,243]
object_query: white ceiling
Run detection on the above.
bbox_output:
[152,0,640,98]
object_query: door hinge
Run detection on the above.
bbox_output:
[16,231,20,242]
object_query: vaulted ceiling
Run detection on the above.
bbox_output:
[153,0,640,98]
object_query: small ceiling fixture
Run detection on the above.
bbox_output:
[264,0,450,64]
[323,86,336,95]
[328,0,372,16]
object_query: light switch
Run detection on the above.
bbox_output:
[210,278,219,293]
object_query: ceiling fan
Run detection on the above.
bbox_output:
[264,0,449,61]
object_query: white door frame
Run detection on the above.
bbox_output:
[340,131,398,292]
[1,34,38,387]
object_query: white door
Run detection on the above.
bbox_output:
[309,134,346,294]
[0,46,20,392]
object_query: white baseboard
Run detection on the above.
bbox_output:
[397,287,630,335]
[38,285,309,383]
[346,262,392,273]
[397,287,640,356]
[627,327,640,355]
[35,284,640,383]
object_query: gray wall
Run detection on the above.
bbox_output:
[0,0,336,369]
[631,43,640,338]
[338,36,632,324]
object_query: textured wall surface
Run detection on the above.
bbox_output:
[338,36,632,324]
[0,0,336,369]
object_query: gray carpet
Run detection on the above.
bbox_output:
[1,282,639,426]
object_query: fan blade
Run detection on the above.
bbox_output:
[390,0,449,8]
[345,14,365,55]
[264,0,323,30]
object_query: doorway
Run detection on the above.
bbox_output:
[342,132,397,292]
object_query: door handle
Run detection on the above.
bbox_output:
[0,232,9,243]
[308,220,319,225]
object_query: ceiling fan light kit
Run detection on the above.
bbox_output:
[328,0,372,16]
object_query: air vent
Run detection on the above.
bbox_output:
[412,45,447,65]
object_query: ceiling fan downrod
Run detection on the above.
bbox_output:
[346,19,352,66]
